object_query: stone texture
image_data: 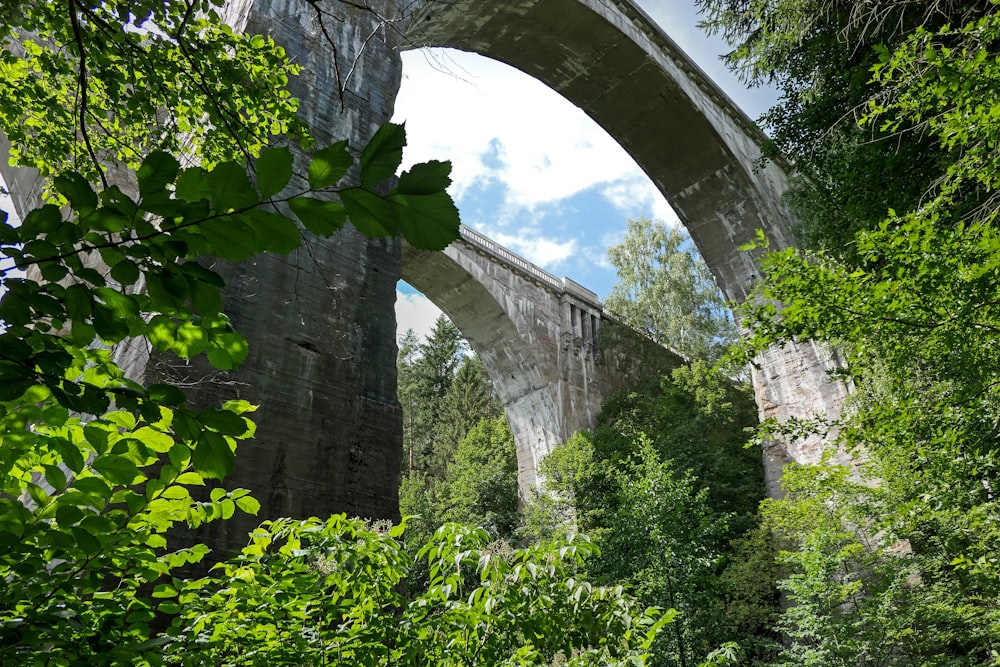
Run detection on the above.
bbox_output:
[184,0,409,556]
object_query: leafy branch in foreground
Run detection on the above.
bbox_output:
[162,517,671,666]
[0,123,460,665]
[0,0,307,184]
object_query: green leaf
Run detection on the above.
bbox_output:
[91,455,141,486]
[190,280,223,317]
[152,583,178,598]
[72,525,102,555]
[256,146,294,198]
[172,322,208,358]
[289,196,347,236]
[92,305,130,342]
[64,284,93,321]
[198,407,250,436]
[175,166,212,202]
[147,383,185,407]
[340,188,397,238]
[391,192,461,251]
[193,430,235,480]
[206,332,248,370]
[234,495,261,515]
[246,209,301,254]
[110,259,141,286]
[55,503,84,527]
[19,205,62,237]
[54,172,98,214]
[43,464,67,491]
[178,262,225,288]
[308,141,351,189]
[397,160,452,195]
[360,123,406,187]
[207,161,259,211]
[39,262,69,282]
[137,151,181,198]
[94,287,140,319]
[197,216,256,262]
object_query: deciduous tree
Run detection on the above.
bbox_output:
[605,218,735,361]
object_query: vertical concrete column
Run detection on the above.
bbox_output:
[0,139,42,223]
[181,0,408,557]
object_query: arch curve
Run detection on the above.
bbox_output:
[402,0,795,304]
[400,0,850,493]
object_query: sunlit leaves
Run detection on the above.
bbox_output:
[0,0,305,182]
[307,140,351,189]
[391,191,461,251]
[166,517,670,665]
[288,196,348,236]
[360,121,406,187]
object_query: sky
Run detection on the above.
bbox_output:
[392,0,777,341]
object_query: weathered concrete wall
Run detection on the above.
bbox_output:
[185,0,409,555]
[403,226,682,491]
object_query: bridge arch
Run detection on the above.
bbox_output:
[402,225,681,490]
[401,0,850,492]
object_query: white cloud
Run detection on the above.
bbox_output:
[490,231,577,269]
[395,291,443,342]
[394,49,652,219]
[600,179,680,227]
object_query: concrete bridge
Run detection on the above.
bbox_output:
[1,0,850,555]
[404,224,682,490]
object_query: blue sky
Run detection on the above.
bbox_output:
[392,1,778,340]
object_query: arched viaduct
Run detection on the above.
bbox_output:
[1,0,850,554]
[399,0,850,493]
[403,225,682,491]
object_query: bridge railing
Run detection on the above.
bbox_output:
[458,225,601,308]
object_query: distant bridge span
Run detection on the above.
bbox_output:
[403,225,681,490]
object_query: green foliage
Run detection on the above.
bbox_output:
[696,0,975,259]
[441,416,520,540]
[397,320,509,550]
[0,0,306,184]
[398,316,468,475]
[724,3,1000,663]
[593,362,763,525]
[531,365,779,666]
[605,218,736,361]
[762,461,1000,666]
[163,516,672,666]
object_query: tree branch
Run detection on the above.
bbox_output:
[67,0,108,189]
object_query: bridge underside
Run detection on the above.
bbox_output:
[403,0,851,493]
[402,230,682,490]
